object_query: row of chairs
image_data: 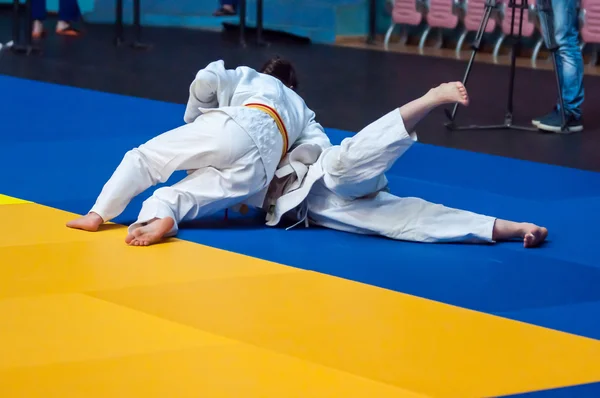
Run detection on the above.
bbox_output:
[384,0,600,65]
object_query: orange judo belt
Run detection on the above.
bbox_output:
[245,103,289,160]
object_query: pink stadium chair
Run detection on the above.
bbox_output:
[493,0,538,61]
[384,0,428,50]
[580,0,600,65]
[418,0,463,51]
[456,0,501,55]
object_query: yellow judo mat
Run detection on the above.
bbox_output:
[1,195,600,397]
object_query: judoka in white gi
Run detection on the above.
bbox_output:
[264,81,548,248]
[66,58,331,245]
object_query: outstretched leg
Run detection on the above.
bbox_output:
[321,81,469,200]
[307,192,548,248]
[308,82,547,248]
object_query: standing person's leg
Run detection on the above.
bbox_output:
[31,0,47,38]
[56,0,82,36]
[534,0,584,133]
[66,111,254,231]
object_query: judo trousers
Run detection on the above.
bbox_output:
[90,111,271,236]
[307,112,497,243]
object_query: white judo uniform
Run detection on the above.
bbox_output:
[88,60,330,235]
[264,108,497,243]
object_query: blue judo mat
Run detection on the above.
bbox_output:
[1,75,599,396]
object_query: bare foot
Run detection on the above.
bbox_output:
[429,82,469,107]
[66,212,104,232]
[522,224,548,248]
[493,219,548,248]
[125,217,175,246]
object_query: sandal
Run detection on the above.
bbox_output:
[56,24,82,37]
[213,7,236,16]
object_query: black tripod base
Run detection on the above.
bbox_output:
[113,37,152,50]
[446,122,574,134]
[237,35,270,48]
[445,109,573,134]
[445,108,537,131]
[131,41,152,50]
[10,43,41,55]
[256,39,270,47]
[445,121,538,132]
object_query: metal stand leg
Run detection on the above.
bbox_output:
[383,23,396,50]
[238,0,268,47]
[505,0,526,125]
[445,0,498,126]
[367,0,377,44]
[114,0,124,46]
[10,0,41,55]
[418,26,432,51]
[531,38,543,66]
[492,34,506,61]
[131,0,151,49]
[239,0,247,47]
[114,0,150,49]
[256,0,269,47]
[12,0,20,44]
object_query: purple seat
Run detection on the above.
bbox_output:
[493,0,538,61]
[580,0,600,65]
[384,0,427,50]
[418,0,463,51]
[456,0,501,55]
[501,0,536,37]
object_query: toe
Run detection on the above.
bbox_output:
[524,233,534,248]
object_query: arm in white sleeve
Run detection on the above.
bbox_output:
[183,60,241,123]
[183,70,219,123]
[293,110,332,150]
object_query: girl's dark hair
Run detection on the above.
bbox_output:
[260,57,298,90]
